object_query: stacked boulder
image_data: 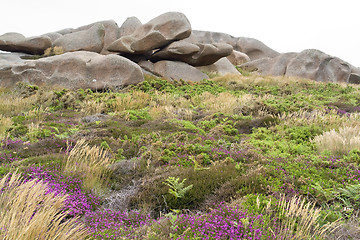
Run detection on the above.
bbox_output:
[1,12,359,90]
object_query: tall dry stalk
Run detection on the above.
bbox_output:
[274,195,340,240]
[64,139,113,191]
[0,172,89,240]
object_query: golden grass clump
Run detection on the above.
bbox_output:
[112,91,152,112]
[44,46,64,56]
[275,195,340,239]
[0,172,89,240]
[80,99,105,115]
[64,139,114,191]
[148,92,193,120]
[312,126,360,155]
[0,114,12,140]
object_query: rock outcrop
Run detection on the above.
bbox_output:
[0,11,359,90]
[240,49,354,83]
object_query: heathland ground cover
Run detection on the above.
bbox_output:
[1,72,360,239]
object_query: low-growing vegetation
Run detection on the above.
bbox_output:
[1,72,360,239]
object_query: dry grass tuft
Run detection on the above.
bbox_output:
[80,99,105,115]
[0,93,37,116]
[312,126,360,155]
[44,46,64,56]
[212,74,312,90]
[275,195,340,240]
[64,139,114,191]
[148,92,193,120]
[112,91,152,112]
[0,172,89,240]
[278,109,360,130]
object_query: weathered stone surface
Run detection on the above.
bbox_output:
[41,32,62,43]
[240,49,352,83]
[286,49,351,83]
[75,20,120,54]
[119,17,142,37]
[53,23,105,53]
[197,57,241,76]
[150,41,233,66]
[349,73,360,84]
[139,60,209,82]
[351,66,360,75]
[240,52,297,76]
[0,52,28,70]
[190,31,278,61]
[0,32,52,55]
[227,50,251,65]
[236,37,280,60]
[0,51,144,90]
[56,28,75,35]
[191,30,238,48]
[108,12,191,54]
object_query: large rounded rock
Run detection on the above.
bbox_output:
[41,32,62,43]
[75,20,120,54]
[286,49,351,83]
[118,17,142,37]
[53,23,105,53]
[197,57,241,76]
[191,30,238,48]
[0,51,144,90]
[240,49,352,83]
[227,50,251,65]
[150,40,233,66]
[108,12,191,54]
[236,37,280,60]
[0,32,52,55]
[139,60,209,82]
[240,52,297,75]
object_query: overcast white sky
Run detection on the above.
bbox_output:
[1,0,359,67]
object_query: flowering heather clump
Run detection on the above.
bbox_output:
[172,203,272,240]
[0,152,20,163]
[83,209,153,239]
[23,166,100,216]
